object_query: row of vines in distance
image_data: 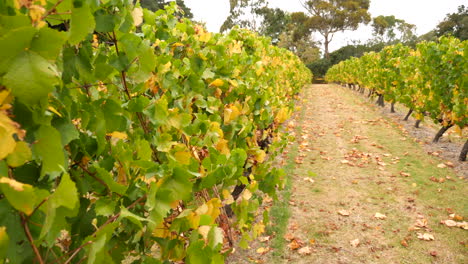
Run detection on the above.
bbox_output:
[0,1,312,263]
[325,37,467,161]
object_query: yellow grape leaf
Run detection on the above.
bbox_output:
[198,30,212,43]
[209,79,224,87]
[47,106,62,117]
[222,189,234,205]
[187,211,201,229]
[198,225,211,240]
[228,41,242,55]
[228,79,238,87]
[131,7,143,26]
[224,105,241,125]
[0,112,21,160]
[215,139,230,155]
[29,5,46,27]
[159,62,172,75]
[241,189,252,201]
[153,222,171,238]
[172,42,184,48]
[253,222,265,237]
[210,122,224,138]
[254,149,266,163]
[275,107,290,124]
[174,151,191,165]
[107,131,128,140]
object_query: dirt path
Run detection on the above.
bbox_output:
[229,84,467,264]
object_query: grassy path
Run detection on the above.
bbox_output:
[230,84,467,263]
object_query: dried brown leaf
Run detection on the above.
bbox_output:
[417,233,434,241]
[338,210,350,216]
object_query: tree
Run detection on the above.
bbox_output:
[300,0,371,58]
[371,15,416,44]
[256,7,291,45]
[140,0,193,18]
[278,13,321,64]
[436,5,467,40]
[220,0,267,32]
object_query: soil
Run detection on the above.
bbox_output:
[227,84,467,264]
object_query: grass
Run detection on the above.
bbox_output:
[265,93,308,260]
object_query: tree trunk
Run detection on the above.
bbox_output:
[415,119,421,128]
[390,102,395,113]
[404,109,413,121]
[376,94,385,107]
[324,35,330,59]
[459,139,468,161]
[368,89,373,97]
[433,125,453,143]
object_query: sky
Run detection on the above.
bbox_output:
[184,0,466,53]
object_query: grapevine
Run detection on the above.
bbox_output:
[0,1,312,263]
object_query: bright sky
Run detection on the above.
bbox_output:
[184,0,466,53]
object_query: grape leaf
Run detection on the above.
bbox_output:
[69,5,96,45]
[6,141,31,167]
[3,51,59,104]
[33,125,65,179]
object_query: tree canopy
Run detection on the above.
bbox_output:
[436,5,467,40]
[300,0,371,58]
[371,15,416,44]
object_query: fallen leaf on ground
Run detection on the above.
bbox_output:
[303,177,315,183]
[374,213,387,220]
[350,238,360,247]
[441,220,457,227]
[441,220,468,229]
[437,163,447,168]
[429,251,438,257]
[258,236,271,242]
[284,233,295,241]
[297,246,312,255]
[400,239,409,247]
[338,210,350,216]
[417,233,434,241]
[444,161,454,168]
[415,219,428,228]
[288,239,302,250]
[400,172,411,177]
[449,214,463,221]
[256,247,270,254]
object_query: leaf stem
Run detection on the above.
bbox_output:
[20,213,45,264]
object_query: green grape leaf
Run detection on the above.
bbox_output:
[40,173,79,243]
[95,198,116,217]
[119,207,152,229]
[33,125,65,179]
[53,118,79,146]
[94,11,116,33]
[6,141,32,168]
[31,27,67,60]
[85,222,118,264]
[0,26,35,74]
[3,51,59,104]
[0,200,31,264]
[94,167,127,195]
[69,5,96,45]
[0,177,48,215]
